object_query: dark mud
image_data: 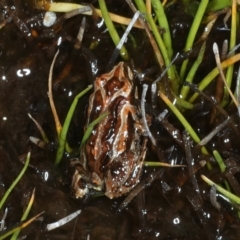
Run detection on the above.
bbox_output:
[0,1,240,239]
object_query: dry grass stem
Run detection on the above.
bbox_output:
[213,43,239,108]
[48,50,62,135]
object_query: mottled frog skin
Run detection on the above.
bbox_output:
[71,62,147,199]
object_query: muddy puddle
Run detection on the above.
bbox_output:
[0,1,240,239]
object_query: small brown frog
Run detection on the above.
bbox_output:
[71,62,147,199]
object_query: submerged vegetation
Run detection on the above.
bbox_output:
[0,0,240,239]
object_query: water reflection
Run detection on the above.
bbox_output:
[173,217,180,224]
[16,68,31,77]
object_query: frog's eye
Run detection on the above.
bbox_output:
[71,170,89,198]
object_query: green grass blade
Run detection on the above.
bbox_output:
[201,174,240,204]
[134,0,175,81]
[213,150,226,172]
[180,42,206,99]
[0,152,31,210]
[144,162,186,167]
[188,53,240,103]
[80,112,109,149]
[175,96,193,109]
[55,85,93,166]
[98,0,129,60]
[206,0,231,12]
[151,0,173,58]
[212,150,230,191]
[221,0,237,106]
[159,92,212,169]
[0,212,43,240]
[10,189,35,240]
[180,0,209,80]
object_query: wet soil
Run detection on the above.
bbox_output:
[0,0,240,239]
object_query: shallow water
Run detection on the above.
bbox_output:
[0,1,239,239]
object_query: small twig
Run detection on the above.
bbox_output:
[223,8,231,28]
[183,131,202,203]
[195,17,217,44]
[48,49,73,154]
[141,84,156,146]
[236,65,240,116]
[227,43,240,58]
[64,6,91,19]
[201,174,240,204]
[151,83,157,109]
[222,39,229,59]
[197,118,229,146]
[0,208,8,231]
[211,39,228,113]
[118,169,163,211]
[29,136,47,149]
[0,11,15,30]
[46,210,81,231]
[98,0,129,60]
[0,212,44,240]
[74,17,86,50]
[210,185,221,210]
[44,2,143,28]
[107,10,140,70]
[157,109,168,121]
[28,113,49,143]
[153,52,179,84]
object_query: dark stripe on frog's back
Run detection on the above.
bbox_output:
[84,96,126,176]
[104,76,125,97]
[88,88,104,124]
[98,103,139,175]
[100,98,138,171]
[87,71,132,123]
[85,98,134,175]
[100,96,126,142]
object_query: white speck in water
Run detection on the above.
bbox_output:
[57,37,62,46]
[17,68,31,77]
[44,171,49,182]
[173,217,180,225]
